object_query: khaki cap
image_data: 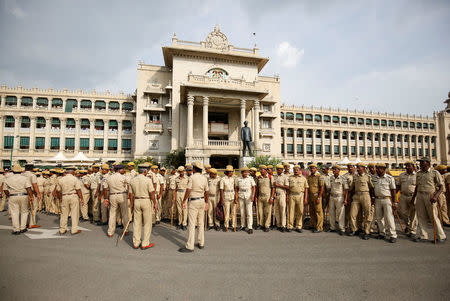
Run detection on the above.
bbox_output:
[241,166,249,172]
[367,163,376,167]
[101,163,109,170]
[204,164,211,169]
[356,162,366,167]
[276,164,284,169]
[137,163,149,169]
[210,168,218,174]
[346,163,354,166]
[376,163,387,168]
[256,172,261,177]
[79,169,88,173]
[92,164,100,168]
[435,164,447,171]
[127,162,135,166]
[160,167,166,171]
[293,165,301,169]
[283,162,290,167]
[12,164,23,173]
[259,164,267,170]
[225,165,233,172]
[151,165,158,169]
[177,166,185,172]
[193,161,203,170]
[309,163,317,168]
[112,161,121,166]
[331,164,341,170]
[267,165,273,169]
[250,167,257,172]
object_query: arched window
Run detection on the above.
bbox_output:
[206,68,228,79]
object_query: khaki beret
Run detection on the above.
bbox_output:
[376,163,386,168]
[309,163,317,168]
[42,170,50,175]
[66,166,77,170]
[79,170,88,174]
[259,165,267,170]
[225,165,233,172]
[193,161,203,170]
[267,165,273,169]
[138,163,149,169]
[160,167,166,171]
[204,164,211,169]
[283,162,290,167]
[367,163,376,167]
[250,167,257,172]
[177,166,185,172]
[276,164,284,169]
[356,163,366,167]
[256,172,261,177]
[210,168,217,174]
[241,166,249,172]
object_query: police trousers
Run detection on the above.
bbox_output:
[288,192,304,230]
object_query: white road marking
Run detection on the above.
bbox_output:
[0,225,91,239]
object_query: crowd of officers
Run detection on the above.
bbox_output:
[0,156,448,253]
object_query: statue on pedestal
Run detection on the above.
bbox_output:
[241,121,252,157]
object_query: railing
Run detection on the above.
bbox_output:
[94,130,104,135]
[188,74,256,88]
[208,140,241,148]
[144,122,163,133]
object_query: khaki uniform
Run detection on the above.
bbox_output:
[56,174,82,234]
[49,174,59,214]
[329,175,348,232]
[99,173,110,223]
[4,174,31,232]
[175,175,191,226]
[90,172,102,221]
[235,176,256,229]
[220,176,236,229]
[42,177,51,212]
[307,172,325,231]
[372,174,397,239]
[415,169,446,240]
[438,173,450,224]
[166,174,177,222]
[37,176,45,211]
[130,174,155,247]
[273,173,289,228]
[322,173,332,211]
[0,174,6,211]
[153,172,164,222]
[257,175,273,229]
[125,171,137,220]
[350,173,373,235]
[343,172,354,229]
[23,171,39,226]
[79,175,91,220]
[104,173,129,236]
[185,173,209,250]
[397,171,418,234]
[288,175,308,230]
[207,177,220,227]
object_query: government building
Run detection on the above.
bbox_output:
[1,26,449,169]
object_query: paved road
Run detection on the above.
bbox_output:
[0,212,449,301]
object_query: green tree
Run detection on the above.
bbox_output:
[247,155,282,168]
[163,148,186,168]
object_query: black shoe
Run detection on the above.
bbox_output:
[20,229,27,233]
[215,226,220,231]
[178,247,194,253]
[280,227,286,233]
[312,229,320,233]
[437,238,447,243]
[263,227,269,232]
[412,237,427,243]
[338,231,344,236]
[156,221,160,225]
[286,228,292,232]
[176,225,181,230]
[377,234,385,240]
[207,226,212,231]
[96,221,103,226]
[362,234,370,240]
[238,227,245,232]
[12,231,20,235]
[182,226,187,231]
[443,223,450,228]
[295,229,303,233]
[247,229,253,234]
[255,225,262,230]
[387,237,397,243]
[196,244,204,249]
[329,229,336,233]
[118,224,124,229]
[347,231,356,236]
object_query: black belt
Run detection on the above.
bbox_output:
[291,192,302,196]
[376,196,391,199]
[189,197,204,201]
[10,193,27,197]
[225,190,234,193]
[135,197,150,200]
[110,192,127,195]
[209,194,216,197]
[177,189,185,192]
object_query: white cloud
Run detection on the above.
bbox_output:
[276,42,304,68]
[5,0,26,18]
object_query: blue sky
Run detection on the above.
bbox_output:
[1,0,449,116]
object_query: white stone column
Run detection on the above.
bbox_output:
[13,117,19,150]
[254,99,260,152]
[293,127,297,159]
[203,96,209,148]
[0,116,3,149]
[29,118,36,154]
[89,118,95,157]
[240,99,246,127]
[312,129,316,159]
[74,118,80,152]
[186,95,194,148]
[283,128,288,159]
[117,120,122,155]
[103,120,109,156]
[44,118,50,154]
[60,118,66,151]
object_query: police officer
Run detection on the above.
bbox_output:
[349,163,374,239]
[23,163,41,228]
[396,161,418,236]
[96,164,110,225]
[179,161,209,253]
[166,168,177,224]
[0,168,6,212]
[344,163,355,231]
[411,158,446,243]
[273,164,289,231]
[151,165,164,224]
[3,164,34,234]
[328,165,348,235]
[283,162,291,176]
[256,165,274,232]
[435,165,450,226]
[77,170,91,222]
[174,166,191,230]
[36,171,45,212]
[372,163,398,243]
[286,165,308,232]
[90,164,102,224]
[56,166,84,235]
[207,168,221,231]
[129,163,157,249]
[220,165,236,231]
[235,166,256,234]
[307,164,324,233]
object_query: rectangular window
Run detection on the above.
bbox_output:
[80,138,89,150]
[306,144,313,155]
[316,145,322,155]
[297,144,303,154]
[3,136,14,149]
[397,147,402,156]
[390,147,395,156]
[405,148,409,156]
[375,147,380,155]
[35,137,45,149]
[425,149,429,156]
[334,145,339,155]
[122,139,132,150]
[65,138,75,150]
[325,145,331,155]
[419,148,423,156]
[342,146,348,155]
[94,138,104,151]
[287,144,294,154]
[383,147,387,156]
[281,144,284,154]
[432,149,436,157]
[359,146,364,156]
[2,160,11,169]
[108,139,118,151]
[20,137,30,149]
[367,147,372,155]
[50,137,60,149]
[351,146,356,155]
[412,149,416,156]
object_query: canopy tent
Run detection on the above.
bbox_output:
[67,152,97,163]
[353,158,362,164]
[46,151,68,162]
[338,157,350,165]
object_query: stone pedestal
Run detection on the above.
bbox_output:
[239,156,254,168]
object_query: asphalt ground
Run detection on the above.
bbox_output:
[0,212,449,301]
